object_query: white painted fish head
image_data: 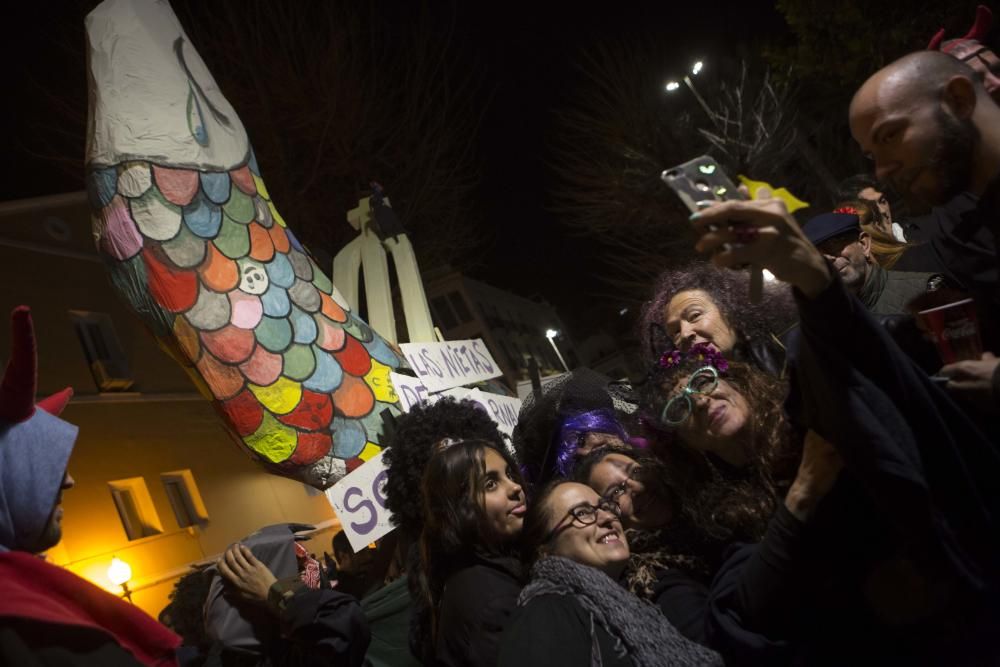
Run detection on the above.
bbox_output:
[85,0,248,171]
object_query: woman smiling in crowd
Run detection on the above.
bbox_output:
[499,480,722,666]
[575,447,716,643]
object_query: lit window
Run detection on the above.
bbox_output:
[160,470,209,528]
[108,478,162,540]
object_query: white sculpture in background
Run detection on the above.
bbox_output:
[333,184,436,345]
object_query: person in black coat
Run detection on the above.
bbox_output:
[690,164,1000,662]
[415,439,527,666]
[205,524,371,667]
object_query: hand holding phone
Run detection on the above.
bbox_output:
[661,156,763,302]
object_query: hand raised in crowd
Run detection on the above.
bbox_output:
[784,430,844,522]
[218,543,277,602]
[939,352,1000,414]
[690,199,832,298]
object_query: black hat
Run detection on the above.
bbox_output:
[802,211,861,245]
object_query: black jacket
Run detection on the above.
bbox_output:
[434,555,523,667]
[0,619,150,667]
[907,190,999,348]
[706,275,1000,666]
[202,584,371,667]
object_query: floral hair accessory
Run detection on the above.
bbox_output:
[658,342,729,373]
[658,350,682,368]
[832,206,860,215]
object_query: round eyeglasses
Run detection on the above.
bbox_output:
[661,365,719,425]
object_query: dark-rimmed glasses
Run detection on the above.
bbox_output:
[661,365,719,426]
[603,464,643,503]
[544,498,621,544]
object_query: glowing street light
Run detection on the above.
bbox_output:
[108,556,134,603]
[544,329,570,373]
[663,59,716,127]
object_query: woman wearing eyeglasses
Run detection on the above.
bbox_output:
[643,344,808,555]
[415,438,527,667]
[574,447,717,644]
[644,344,976,666]
[499,481,723,667]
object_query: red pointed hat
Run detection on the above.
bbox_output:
[0,306,73,424]
[927,5,993,52]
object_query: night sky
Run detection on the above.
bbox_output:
[452,1,786,335]
[3,1,786,341]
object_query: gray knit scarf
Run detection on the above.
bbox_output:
[519,556,722,667]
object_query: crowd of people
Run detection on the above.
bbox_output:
[2,8,1000,667]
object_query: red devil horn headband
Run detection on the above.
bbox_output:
[0,306,38,423]
[928,5,994,51]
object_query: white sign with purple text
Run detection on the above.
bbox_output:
[325,450,393,553]
[389,373,522,438]
[463,388,521,437]
[398,339,502,393]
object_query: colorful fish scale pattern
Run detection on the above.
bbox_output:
[87,150,403,487]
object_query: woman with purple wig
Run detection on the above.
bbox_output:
[512,368,635,486]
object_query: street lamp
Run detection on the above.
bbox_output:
[664,60,716,126]
[544,329,570,373]
[108,556,134,603]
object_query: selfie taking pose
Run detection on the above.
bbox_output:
[686,183,1000,662]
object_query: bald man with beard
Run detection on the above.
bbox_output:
[850,51,1000,415]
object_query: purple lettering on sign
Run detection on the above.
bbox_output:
[343,486,377,535]
[373,469,388,509]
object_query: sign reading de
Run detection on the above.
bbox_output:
[399,339,502,393]
[390,372,436,412]
[325,450,394,553]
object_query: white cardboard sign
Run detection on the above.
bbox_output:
[390,372,436,412]
[325,450,394,553]
[398,339,502,393]
[389,373,522,437]
[463,388,521,437]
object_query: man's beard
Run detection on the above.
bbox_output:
[894,108,978,213]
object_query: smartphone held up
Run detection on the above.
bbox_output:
[662,155,764,303]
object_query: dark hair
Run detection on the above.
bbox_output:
[332,531,351,560]
[836,174,881,203]
[417,439,524,652]
[641,360,799,553]
[160,568,213,648]
[638,263,794,368]
[517,478,572,568]
[383,397,506,541]
[572,445,644,487]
